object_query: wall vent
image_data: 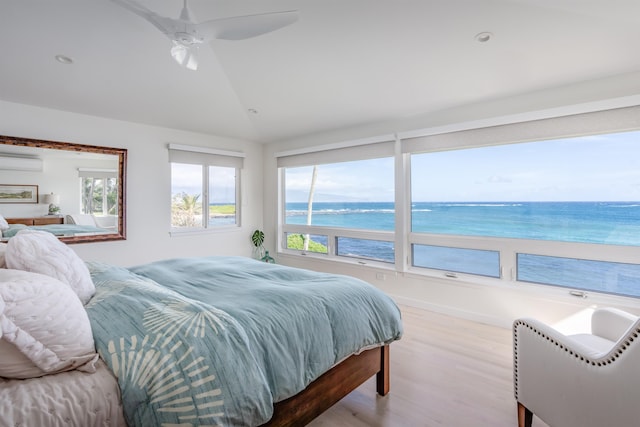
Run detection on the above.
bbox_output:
[0,156,43,171]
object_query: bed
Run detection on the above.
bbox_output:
[0,230,403,426]
[1,223,111,239]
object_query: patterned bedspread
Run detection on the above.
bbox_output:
[85,256,403,427]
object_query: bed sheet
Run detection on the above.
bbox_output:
[0,359,126,427]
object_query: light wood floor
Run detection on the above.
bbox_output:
[309,305,550,427]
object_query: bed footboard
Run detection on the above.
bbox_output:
[261,344,390,427]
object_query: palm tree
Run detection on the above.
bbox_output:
[304,165,318,251]
[172,192,202,227]
[180,193,200,213]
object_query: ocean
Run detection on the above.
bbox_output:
[285,201,640,297]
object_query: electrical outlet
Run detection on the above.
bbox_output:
[376,272,386,280]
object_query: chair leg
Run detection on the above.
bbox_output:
[517,402,533,427]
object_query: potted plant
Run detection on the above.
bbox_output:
[251,229,266,260]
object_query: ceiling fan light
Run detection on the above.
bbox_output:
[185,53,198,71]
[170,41,198,70]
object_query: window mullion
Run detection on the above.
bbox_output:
[203,165,209,228]
[395,137,408,273]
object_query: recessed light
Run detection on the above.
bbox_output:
[55,54,74,64]
[475,32,493,43]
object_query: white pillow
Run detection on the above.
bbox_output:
[0,215,8,231]
[5,230,95,304]
[0,269,98,379]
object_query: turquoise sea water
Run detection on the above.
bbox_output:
[285,201,640,297]
[286,201,640,244]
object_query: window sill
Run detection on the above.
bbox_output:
[169,226,240,237]
[277,249,399,271]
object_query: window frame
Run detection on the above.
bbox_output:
[277,140,397,267]
[276,105,640,299]
[78,168,118,217]
[169,144,243,234]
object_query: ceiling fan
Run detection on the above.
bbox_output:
[110,0,298,70]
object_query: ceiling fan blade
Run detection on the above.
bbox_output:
[110,0,184,39]
[198,10,299,41]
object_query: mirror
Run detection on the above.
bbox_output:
[0,134,126,244]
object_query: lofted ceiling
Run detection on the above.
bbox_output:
[1,0,640,144]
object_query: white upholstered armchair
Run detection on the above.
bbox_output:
[513,307,640,427]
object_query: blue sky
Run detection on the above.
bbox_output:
[286,130,640,203]
[171,164,236,204]
[285,158,395,203]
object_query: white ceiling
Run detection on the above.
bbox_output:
[1,0,640,144]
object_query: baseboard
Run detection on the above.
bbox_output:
[390,294,513,329]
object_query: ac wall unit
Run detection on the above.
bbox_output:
[0,156,43,171]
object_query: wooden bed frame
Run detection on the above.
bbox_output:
[261,344,390,426]
[6,217,64,226]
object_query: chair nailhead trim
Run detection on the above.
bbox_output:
[512,320,640,400]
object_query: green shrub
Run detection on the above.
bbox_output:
[287,234,327,253]
[210,204,236,215]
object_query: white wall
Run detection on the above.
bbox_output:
[262,75,640,328]
[0,100,264,266]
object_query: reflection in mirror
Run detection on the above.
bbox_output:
[0,135,126,244]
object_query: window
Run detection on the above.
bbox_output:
[78,169,118,218]
[409,130,640,294]
[171,163,203,228]
[208,166,238,226]
[517,254,640,297]
[412,244,500,277]
[169,145,243,230]
[337,237,394,263]
[285,232,328,254]
[277,106,640,298]
[410,136,640,245]
[278,139,395,263]
[284,161,395,231]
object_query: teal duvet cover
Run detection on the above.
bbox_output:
[86,256,403,427]
[2,223,108,238]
